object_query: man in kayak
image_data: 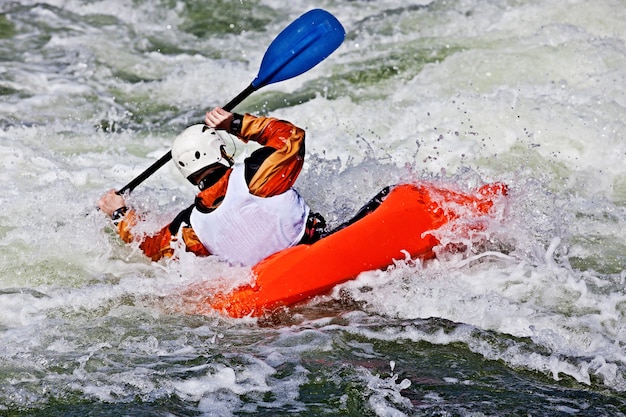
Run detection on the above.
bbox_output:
[98,108,326,266]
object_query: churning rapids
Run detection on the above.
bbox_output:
[0,0,625,415]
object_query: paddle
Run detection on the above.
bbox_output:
[117,9,345,195]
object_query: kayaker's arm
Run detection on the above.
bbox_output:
[99,190,210,261]
[229,113,306,198]
[105,206,211,262]
[135,223,210,261]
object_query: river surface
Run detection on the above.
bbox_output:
[1,0,625,415]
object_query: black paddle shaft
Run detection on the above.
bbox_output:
[116,84,256,195]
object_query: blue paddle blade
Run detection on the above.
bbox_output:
[252,9,345,89]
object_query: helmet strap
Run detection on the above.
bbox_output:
[220,145,235,167]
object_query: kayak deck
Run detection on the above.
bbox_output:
[195,182,508,318]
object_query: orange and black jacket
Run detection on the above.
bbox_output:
[113,113,306,261]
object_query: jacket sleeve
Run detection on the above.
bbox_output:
[114,210,210,261]
[235,114,305,197]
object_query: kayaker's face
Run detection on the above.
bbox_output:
[189,163,228,188]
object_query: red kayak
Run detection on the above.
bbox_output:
[188,181,508,318]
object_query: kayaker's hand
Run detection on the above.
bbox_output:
[98,189,126,217]
[205,107,233,130]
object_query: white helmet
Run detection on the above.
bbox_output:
[171,124,237,179]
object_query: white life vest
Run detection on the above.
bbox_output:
[190,164,309,266]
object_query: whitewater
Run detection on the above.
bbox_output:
[0,0,625,415]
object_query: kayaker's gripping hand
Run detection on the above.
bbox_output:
[98,189,127,220]
[205,107,243,135]
[205,107,233,131]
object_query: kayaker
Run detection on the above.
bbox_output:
[98,107,326,266]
